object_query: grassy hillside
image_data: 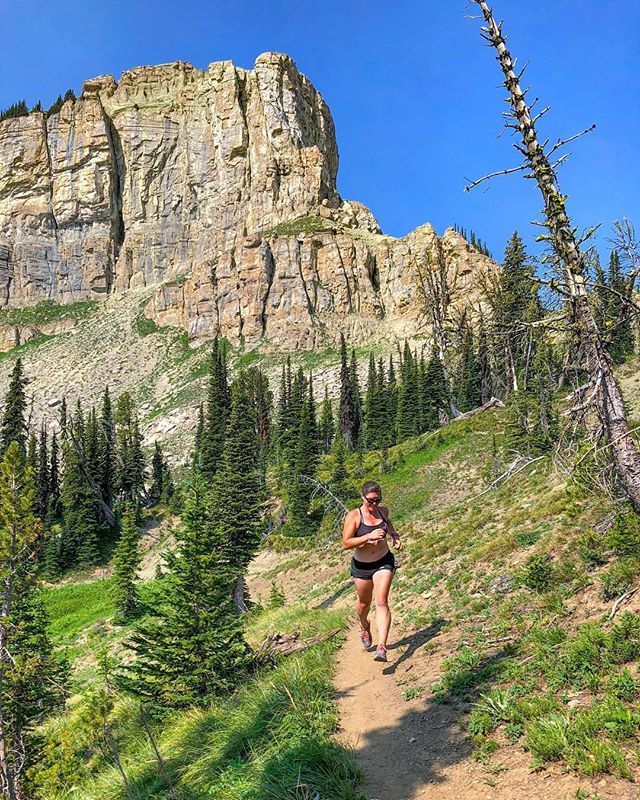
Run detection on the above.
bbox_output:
[33,376,640,797]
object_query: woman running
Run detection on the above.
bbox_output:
[342,480,402,662]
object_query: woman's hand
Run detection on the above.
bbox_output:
[392,536,403,551]
[367,528,387,545]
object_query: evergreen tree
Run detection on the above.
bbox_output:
[396,342,419,441]
[61,422,100,568]
[59,397,68,441]
[608,250,635,364]
[115,393,145,505]
[495,232,541,394]
[364,353,378,449]
[330,432,349,499]
[192,403,204,470]
[122,479,248,707]
[385,356,398,445]
[46,432,62,523]
[477,319,493,404]
[97,387,116,507]
[0,443,65,796]
[85,407,100,484]
[199,339,230,480]
[1,357,28,456]
[112,503,141,620]
[288,377,319,534]
[36,425,49,521]
[318,386,335,454]
[26,431,38,474]
[456,323,481,412]
[214,371,265,573]
[350,350,363,448]
[276,360,292,461]
[424,346,449,426]
[339,334,357,449]
[149,442,168,506]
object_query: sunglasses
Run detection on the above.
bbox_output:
[364,495,382,504]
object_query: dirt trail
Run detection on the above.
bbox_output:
[334,616,639,800]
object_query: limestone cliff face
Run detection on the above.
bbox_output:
[0,53,494,349]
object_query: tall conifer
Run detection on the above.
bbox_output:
[318,386,335,454]
[200,339,230,480]
[339,334,357,449]
[112,503,141,620]
[1,357,28,456]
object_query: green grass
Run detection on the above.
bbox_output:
[42,579,116,643]
[34,605,363,800]
[0,331,56,361]
[0,299,98,327]
[262,215,335,238]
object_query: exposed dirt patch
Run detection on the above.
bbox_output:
[334,615,640,800]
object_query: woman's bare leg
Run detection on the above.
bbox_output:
[372,569,393,647]
[353,577,373,631]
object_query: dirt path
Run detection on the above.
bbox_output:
[334,615,639,800]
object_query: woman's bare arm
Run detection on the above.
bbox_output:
[381,506,403,550]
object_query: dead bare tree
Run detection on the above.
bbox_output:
[415,238,461,416]
[467,1,640,511]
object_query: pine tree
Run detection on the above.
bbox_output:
[364,353,378,449]
[496,232,541,394]
[149,442,167,506]
[339,334,357,449]
[36,425,49,521]
[61,419,100,568]
[330,432,349,499]
[112,503,141,620]
[275,361,292,461]
[350,350,363,449]
[318,386,335,454]
[288,377,319,534]
[98,387,116,507]
[214,371,265,573]
[192,403,204,470]
[1,357,28,456]
[607,250,635,364]
[115,393,145,505]
[46,432,62,524]
[477,319,493,404]
[385,356,398,445]
[26,431,38,474]
[456,324,481,413]
[122,479,249,707]
[0,443,65,796]
[199,339,230,481]
[396,342,419,441]
[424,346,449,426]
[59,397,68,441]
[85,407,100,484]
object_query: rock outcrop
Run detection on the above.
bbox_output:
[0,53,495,349]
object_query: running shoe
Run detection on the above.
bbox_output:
[360,627,373,650]
[373,645,388,662]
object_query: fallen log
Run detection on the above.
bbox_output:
[254,628,341,663]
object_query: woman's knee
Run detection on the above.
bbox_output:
[356,599,371,613]
[375,596,389,610]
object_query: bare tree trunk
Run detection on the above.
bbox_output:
[232,575,248,613]
[139,705,180,800]
[473,1,640,510]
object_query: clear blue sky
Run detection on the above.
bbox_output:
[1,0,638,262]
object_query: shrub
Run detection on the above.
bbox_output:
[605,506,640,557]
[520,553,555,592]
[600,558,640,600]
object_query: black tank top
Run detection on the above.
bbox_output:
[356,507,388,536]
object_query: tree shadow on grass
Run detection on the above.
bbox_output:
[314,580,352,609]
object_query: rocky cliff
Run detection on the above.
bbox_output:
[0,53,495,350]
